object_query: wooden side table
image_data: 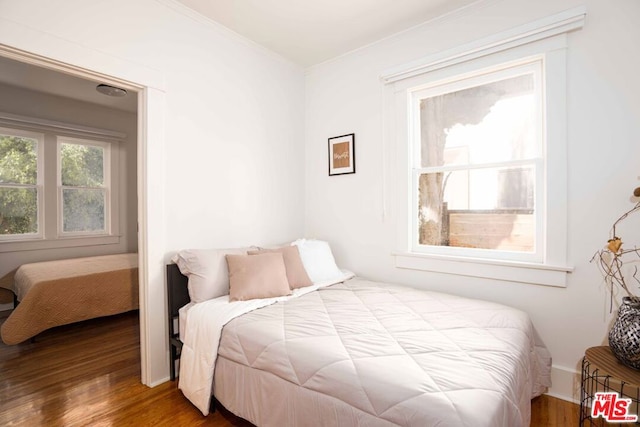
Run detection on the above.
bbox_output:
[580,346,640,426]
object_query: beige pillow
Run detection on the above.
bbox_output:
[226,253,291,302]
[248,245,313,289]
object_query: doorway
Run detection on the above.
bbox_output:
[0,42,166,386]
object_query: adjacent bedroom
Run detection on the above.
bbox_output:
[1,0,639,426]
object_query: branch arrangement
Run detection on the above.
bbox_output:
[591,186,640,310]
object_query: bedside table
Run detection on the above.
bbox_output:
[580,346,640,426]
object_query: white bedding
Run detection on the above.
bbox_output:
[178,271,355,415]
[179,277,551,426]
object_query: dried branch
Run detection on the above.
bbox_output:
[591,186,640,310]
[612,202,640,238]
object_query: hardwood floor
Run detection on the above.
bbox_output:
[0,310,579,426]
[531,393,580,426]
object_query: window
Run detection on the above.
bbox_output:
[58,137,110,236]
[0,127,43,240]
[0,115,121,251]
[380,8,584,286]
[410,61,543,262]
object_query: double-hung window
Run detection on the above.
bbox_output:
[58,137,110,236]
[410,60,543,262]
[382,8,584,287]
[0,115,121,251]
[0,128,44,240]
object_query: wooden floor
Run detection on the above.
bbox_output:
[0,310,579,426]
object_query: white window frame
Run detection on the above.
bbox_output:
[380,8,585,287]
[57,136,112,238]
[409,59,545,263]
[0,113,123,252]
[0,126,44,241]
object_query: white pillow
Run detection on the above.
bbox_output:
[291,239,344,284]
[172,247,249,302]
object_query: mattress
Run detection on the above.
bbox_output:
[182,277,551,426]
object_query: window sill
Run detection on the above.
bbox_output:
[0,235,121,253]
[393,251,572,287]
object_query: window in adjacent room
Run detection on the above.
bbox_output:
[410,60,543,262]
[58,137,111,236]
[0,118,121,251]
[0,127,43,240]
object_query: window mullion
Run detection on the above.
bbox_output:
[0,183,37,189]
[414,158,540,174]
[61,185,105,191]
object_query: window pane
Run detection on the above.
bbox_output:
[62,188,105,232]
[61,143,104,187]
[419,74,536,167]
[0,187,38,235]
[418,166,535,252]
[0,134,37,185]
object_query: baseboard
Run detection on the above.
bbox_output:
[546,364,581,404]
[148,375,171,388]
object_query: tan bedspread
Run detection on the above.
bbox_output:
[1,253,139,345]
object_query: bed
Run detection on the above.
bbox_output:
[0,253,139,345]
[168,241,552,427]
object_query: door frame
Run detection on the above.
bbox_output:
[0,32,167,385]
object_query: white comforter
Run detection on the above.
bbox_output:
[178,272,354,415]
[179,277,551,426]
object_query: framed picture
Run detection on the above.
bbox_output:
[328,133,355,176]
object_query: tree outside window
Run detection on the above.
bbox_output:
[0,132,40,236]
[59,140,108,234]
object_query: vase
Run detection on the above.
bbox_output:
[609,296,640,370]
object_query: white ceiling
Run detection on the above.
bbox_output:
[176,0,480,67]
[0,1,477,111]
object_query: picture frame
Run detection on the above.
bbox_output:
[328,133,355,176]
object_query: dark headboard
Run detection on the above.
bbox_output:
[166,263,190,380]
[166,263,190,319]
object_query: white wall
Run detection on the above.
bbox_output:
[0,83,138,277]
[4,0,638,401]
[305,0,640,402]
[0,0,305,384]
